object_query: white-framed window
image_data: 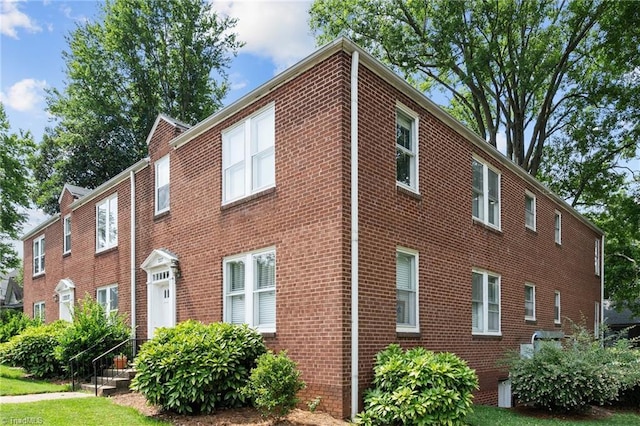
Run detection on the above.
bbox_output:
[472,158,501,228]
[396,248,419,333]
[96,195,118,251]
[594,238,601,276]
[33,235,45,276]
[63,215,71,254]
[222,104,275,204]
[155,155,170,214]
[97,284,118,318]
[554,291,561,324]
[525,191,536,230]
[396,104,419,192]
[554,211,562,244]
[525,283,536,321]
[472,270,501,335]
[223,248,276,333]
[34,301,45,321]
[594,301,600,337]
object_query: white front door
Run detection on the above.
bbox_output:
[147,270,175,339]
[59,290,73,322]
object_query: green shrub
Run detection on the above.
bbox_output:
[355,344,478,425]
[0,310,38,343]
[243,350,306,420]
[131,320,266,415]
[507,324,640,413]
[55,296,131,378]
[0,321,69,378]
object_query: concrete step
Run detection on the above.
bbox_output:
[90,376,131,389]
[101,368,136,379]
[80,382,118,397]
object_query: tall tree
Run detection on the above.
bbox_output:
[309,0,636,178]
[0,103,34,274]
[32,0,242,214]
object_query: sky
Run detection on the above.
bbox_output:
[1,0,317,257]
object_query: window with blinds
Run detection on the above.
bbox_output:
[472,270,501,335]
[396,249,418,332]
[223,248,276,333]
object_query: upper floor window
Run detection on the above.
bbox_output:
[472,270,501,335]
[34,301,45,321]
[222,104,275,204]
[33,235,45,276]
[223,248,276,333]
[96,195,118,251]
[155,155,170,214]
[554,211,562,244]
[396,105,419,192]
[97,284,118,318]
[63,215,71,254]
[554,291,561,324]
[396,248,418,333]
[525,283,536,321]
[525,191,536,230]
[594,238,601,276]
[472,159,500,228]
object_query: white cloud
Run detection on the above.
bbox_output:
[229,72,248,90]
[212,0,316,74]
[496,131,507,155]
[0,78,47,112]
[0,0,42,38]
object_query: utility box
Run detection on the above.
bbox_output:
[532,330,564,352]
[498,379,512,408]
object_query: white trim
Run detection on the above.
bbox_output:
[130,170,137,338]
[32,234,45,276]
[222,247,276,334]
[472,156,501,230]
[396,247,419,333]
[594,238,601,276]
[96,194,118,252]
[554,291,561,324]
[350,50,359,421]
[33,301,45,321]
[471,269,501,336]
[154,155,170,215]
[395,102,420,194]
[63,214,71,254]
[97,284,119,318]
[524,283,536,321]
[524,191,536,231]
[554,210,562,245]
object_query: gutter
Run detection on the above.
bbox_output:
[350,50,360,420]
[600,235,605,339]
[130,170,136,339]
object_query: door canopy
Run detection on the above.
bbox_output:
[55,278,75,294]
[141,249,179,273]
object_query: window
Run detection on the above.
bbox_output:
[222,104,275,204]
[63,215,71,254]
[396,105,418,192]
[396,249,418,332]
[155,155,170,214]
[96,195,118,251]
[34,301,45,321]
[594,238,601,276]
[554,291,561,324]
[472,270,501,335]
[525,192,536,230]
[554,211,562,244]
[97,285,118,318]
[224,248,276,332]
[525,284,536,320]
[472,159,500,228]
[33,235,45,275]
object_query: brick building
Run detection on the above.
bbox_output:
[22,38,603,419]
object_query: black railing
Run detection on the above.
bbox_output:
[69,335,107,391]
[91,338,147,396]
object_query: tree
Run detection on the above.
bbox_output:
[0,103,34,274]
[32,0,242,214]
[309,0,636,177]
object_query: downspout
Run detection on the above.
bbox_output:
[350,50,360,420]
[130,170,136,339]
[600,235,605,340]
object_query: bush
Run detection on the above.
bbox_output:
[0,310,38,343]
[507,324,640,413]
[0,321,69,378]
[355,344,478,425]
[55,296,131,378]
[131,320,266,415]
[243,350,306,420]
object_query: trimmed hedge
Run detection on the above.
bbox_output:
[0,310,38,343]
[355,344,478,425]
[131,320,266,414]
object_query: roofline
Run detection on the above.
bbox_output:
[69,158,150,210]
[21,214,60,241]
[145,114,191,146]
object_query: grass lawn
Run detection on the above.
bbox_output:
[0,365,70,396]
[468,405,640,425]
[0,398,169,426]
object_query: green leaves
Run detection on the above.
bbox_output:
[355,344,478,425]
[131,320,266,415]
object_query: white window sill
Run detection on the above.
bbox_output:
[96,245,118,254]
[396,326,420,334]
[525,225,536,232]
[525,317,536,322]
[472,331,502,337]
[472,217,502,232]
[396,182,419,195]
[32,272,45,278]
[554,321,561,325]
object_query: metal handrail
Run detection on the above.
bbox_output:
[91,338,147,396]
[69,335,107,391]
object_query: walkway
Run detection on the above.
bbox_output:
[0,392,93,404]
